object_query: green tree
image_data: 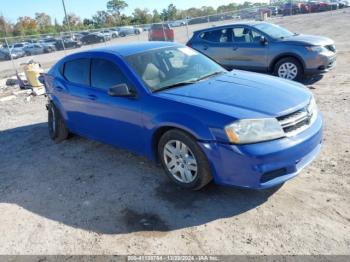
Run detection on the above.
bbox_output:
[107,0,128,16]
[92,10,116,27]
[13,16,38,36]
[161,4,177,21]
[152,9,161,23]
[0,15,13,37]
[132,8,152,25]
[35,12,52,33]
[62,13,82,30]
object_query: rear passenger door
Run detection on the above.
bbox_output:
[230,26,268,71]
[194,28,234,68]
[60,58,92,134]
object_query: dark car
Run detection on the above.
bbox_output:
[42,42,322,190]
[281,3,301,15]
[80,33,105,45]
[148,23,174,41]
[55,39,82,50]
[0,49,11,60]
[0,48,25,60]
[268,6,279,15]
[187,22,336,81]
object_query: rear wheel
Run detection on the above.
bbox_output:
[48,102,69,143]
[158,129,212,190]
[274,57,303,81]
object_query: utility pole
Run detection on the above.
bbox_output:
[61,0,72,36]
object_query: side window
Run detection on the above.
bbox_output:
[63,58,90,86]
[91,58,128,91]
[200,29,230,43]
[251,30,263,43]
[232,27,252,43]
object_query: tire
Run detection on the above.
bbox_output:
[158,129,212,190]
[273,57,303,81]
[48,102,69,143]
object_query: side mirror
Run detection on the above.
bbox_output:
[108,83,135,97]
[260,36,268,45]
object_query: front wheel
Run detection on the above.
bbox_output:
[48,102,69,143]
[274,57,303,81]
[158,129,212,190]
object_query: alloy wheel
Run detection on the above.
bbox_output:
[163,140,198,183]
[278,62,298,80]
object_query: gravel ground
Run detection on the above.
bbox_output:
[0,10,349,255]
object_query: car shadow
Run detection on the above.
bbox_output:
[302,74,324,86]
[0,123,281,235]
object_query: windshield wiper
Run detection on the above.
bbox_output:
[153,71,224,93]
[195,71,224,82]
[153,80,197,93]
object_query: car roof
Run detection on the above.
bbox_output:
[193,21,267,34]
[88,41,180,57]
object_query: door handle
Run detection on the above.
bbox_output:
[232,46,238,51]
[88,94,97,100]
[203,45,208,50]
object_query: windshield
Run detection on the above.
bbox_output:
[253,23,295,39]
[126,46,226,92]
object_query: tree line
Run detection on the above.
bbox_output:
[0,0,269,38]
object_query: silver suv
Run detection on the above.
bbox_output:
[187,22,336,81]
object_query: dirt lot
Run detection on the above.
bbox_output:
[0,10,349,255]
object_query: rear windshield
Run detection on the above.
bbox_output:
[151,24,170,30]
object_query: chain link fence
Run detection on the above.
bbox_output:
[0,4,343,78]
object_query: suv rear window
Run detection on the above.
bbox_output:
[63,58,90,86]
[151,24,170,30]
[199,29,230,43]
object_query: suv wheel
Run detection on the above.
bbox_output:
[158,129,212,190]
[274,57,303,81]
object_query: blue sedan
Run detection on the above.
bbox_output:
[43,42,322,190]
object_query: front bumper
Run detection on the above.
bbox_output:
[304,53,336,75]
[199,114,323,189]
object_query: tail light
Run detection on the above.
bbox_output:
[169,29,174,39]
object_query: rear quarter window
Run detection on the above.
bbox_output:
[199,29,230,43]
[63,58,90,86]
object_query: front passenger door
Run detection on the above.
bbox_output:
[85,57,144,154]
[230,26,268,72]
[195,28,234,69]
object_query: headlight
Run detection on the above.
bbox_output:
[307,96,318,123]
[225,118,285,144]
[305,45,328,53]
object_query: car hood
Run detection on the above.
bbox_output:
[280,34,334,46]
[156,70,311,118]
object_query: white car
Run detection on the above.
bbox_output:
[169,20,187,27]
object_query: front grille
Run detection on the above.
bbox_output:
[325,44,336,53]
[277,106,313,135]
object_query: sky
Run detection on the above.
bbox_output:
[1,0,268,23]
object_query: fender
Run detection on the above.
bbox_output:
[269,52,306,72]
[143,112,217,160]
